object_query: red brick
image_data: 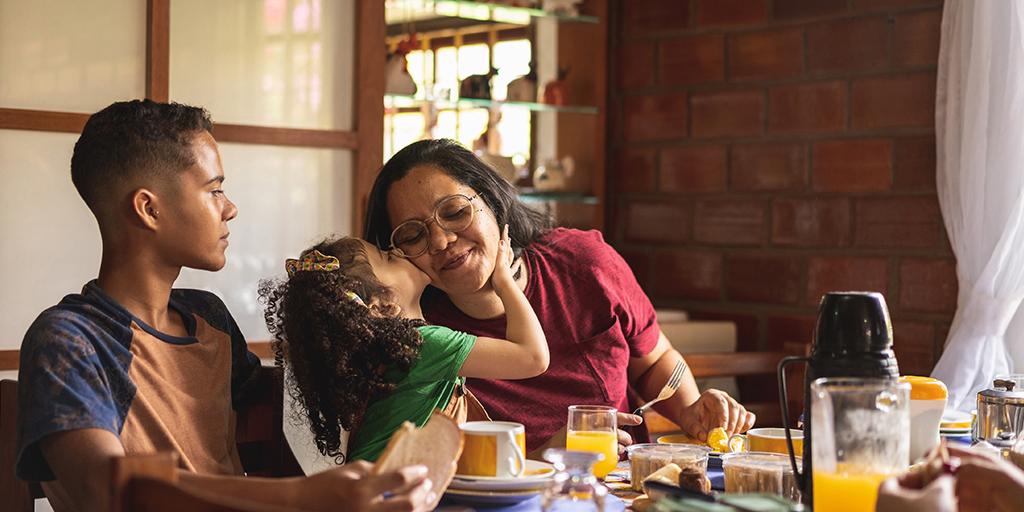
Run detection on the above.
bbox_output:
[615,148,657,193]
[731,142,807,191]
[766,315,816,350]
[618,248,653,290]
[812,139,893,192]
[728,29,803,80]
[694,199,767,245]
[623,0,691,34]
[768,81,846,133]
[806,17,889,73]
[854,0,942,11]
[899,258,958,313]
[852,73,936,129]
[894,9,941,68]
[893,136,936,190]
[806,256,889,306]
[618,41,656,90]
[772,198,851,247]
[774,0,847,19]
[725,255,803,304]
[688,311,761,351]
[691,90,764,138]
[696,0,768,27]
[653,249,723,300]
[623,93,688,141]
[660,145,727,193]
[892,321,938,376]
[660,34,725,86]
[855,196,943,248]
[625,200,692,244]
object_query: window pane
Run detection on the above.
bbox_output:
[0,0,145,112]
[169,0,354,130]
[176,143,352,339]
[492,39,532,101]
[388,112,425,159]
[0,130,100,349]
[498,106,531,160]
[434,47,458,101]
[405,49,434,100]
[457,108,489,150]
[457,44,490,80]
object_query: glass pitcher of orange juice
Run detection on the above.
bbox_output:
[565,405,618,479]
[811,378,910,512]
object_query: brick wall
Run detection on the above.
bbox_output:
[607,0,953,394]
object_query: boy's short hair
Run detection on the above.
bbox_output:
[71,99,213,213]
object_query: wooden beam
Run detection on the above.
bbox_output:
[0,351,17,372]
[0,108,88,134]
[146,0,170,102]
[353,0,386,234]
[212,124,359,149]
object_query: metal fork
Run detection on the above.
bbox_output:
[633,360,688,417]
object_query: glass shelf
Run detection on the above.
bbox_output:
[385,1,599,26]
[385,94,598,114]
[518,190,599,204]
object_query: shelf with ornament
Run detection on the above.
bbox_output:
[385,0,597,28]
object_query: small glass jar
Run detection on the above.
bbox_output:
[626,443,710,492]
[722,451,802,502]
[541,449,608,512]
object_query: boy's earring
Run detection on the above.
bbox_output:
[149,208,158,216]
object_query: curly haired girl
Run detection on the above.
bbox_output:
[260,225,547,463]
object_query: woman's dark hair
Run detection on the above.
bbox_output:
[363,139,553,257]
[259,237,424,462]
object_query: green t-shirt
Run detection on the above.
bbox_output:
[347,325,476,462]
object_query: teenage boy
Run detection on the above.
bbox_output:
[16,99,433,512]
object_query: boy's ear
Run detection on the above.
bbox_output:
[131,188,161,231]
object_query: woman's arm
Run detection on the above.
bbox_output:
[459,225,549,380]
[628,332,755,440]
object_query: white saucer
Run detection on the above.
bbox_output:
[450,460,556,491]
[443,487,542,505]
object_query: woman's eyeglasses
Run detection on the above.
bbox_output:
[389,194,480,258]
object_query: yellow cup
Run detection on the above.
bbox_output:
[457,421,527,478]
[729,428,803,456]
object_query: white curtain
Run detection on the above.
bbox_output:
[931,0,1024,411]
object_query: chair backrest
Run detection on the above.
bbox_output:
[1,379,44,512]
[2,365,301,510]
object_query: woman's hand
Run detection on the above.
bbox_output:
[950,445,1024,512]
[490,224,517,297]
[876,474,956,512]
[677,389,755,441]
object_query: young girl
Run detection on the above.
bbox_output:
[260,225,547,463]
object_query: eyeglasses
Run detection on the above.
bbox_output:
[389,194,480,258]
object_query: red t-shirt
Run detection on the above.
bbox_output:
[423,228,660,449]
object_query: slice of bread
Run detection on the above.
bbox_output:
[372,411,464,509]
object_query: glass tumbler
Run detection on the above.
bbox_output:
[811,377,910,512]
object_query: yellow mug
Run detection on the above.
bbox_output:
[728,428,803,456]
[457,421,527,478]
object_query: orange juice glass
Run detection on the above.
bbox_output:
[810,378,910,511]
[566,405,618,478]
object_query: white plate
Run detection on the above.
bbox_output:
[442,487,542,506]
[450,460,556,491]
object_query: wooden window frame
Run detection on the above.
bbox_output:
[0,0,384,233]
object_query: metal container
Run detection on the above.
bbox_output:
[975,375,1024,448]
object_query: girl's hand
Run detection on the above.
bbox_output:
[490,224,516,296]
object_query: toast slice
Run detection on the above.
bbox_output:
[372,411,464,509]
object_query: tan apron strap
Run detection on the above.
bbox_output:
[440,382,492,423]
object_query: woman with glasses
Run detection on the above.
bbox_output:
[364,139,755,455]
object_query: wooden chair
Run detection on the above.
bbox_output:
[643,343,809,435]
[1,365,302,511]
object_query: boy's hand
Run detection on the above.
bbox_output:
[490,224,517,297]
[298,461,434,512]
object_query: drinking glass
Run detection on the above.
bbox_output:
[541,448,608,512]
[811,377,910,512]
[565,405,618,479]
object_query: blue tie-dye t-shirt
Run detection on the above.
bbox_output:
[16,280,260,482]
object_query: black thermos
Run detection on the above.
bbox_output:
[777,291,901,507]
